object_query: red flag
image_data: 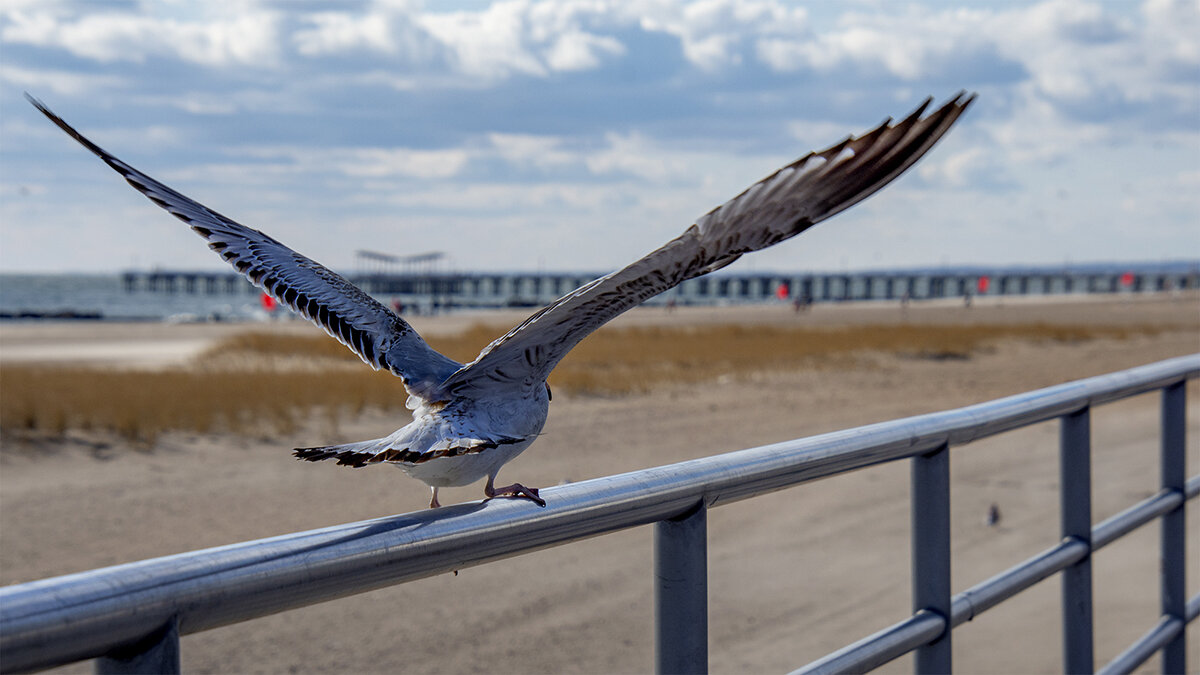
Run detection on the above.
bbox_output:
[1120,272,1134,287]
[976,276,990,294]
[261,292,276,311]
[776,283,789,300]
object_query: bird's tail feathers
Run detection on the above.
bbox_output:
[294,432,530,469]
[293,438,393,468]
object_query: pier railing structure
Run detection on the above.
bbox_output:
[1,355,1197,674]
[120,263,1200,310]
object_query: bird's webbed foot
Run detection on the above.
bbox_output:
[484,477,546,507]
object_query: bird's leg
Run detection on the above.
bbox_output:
[484,475,546,507]
[429,486,441,509]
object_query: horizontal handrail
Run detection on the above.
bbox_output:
[1092,482,1190,549]
[950,539,1089,626]
[1098,615,1186,675]
[2,353,1197,673]
[795,502,1200,674]
[791,610,945,675]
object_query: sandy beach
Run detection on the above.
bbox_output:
[2,294,1198,674]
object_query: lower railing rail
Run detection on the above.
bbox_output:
[1,354,1197,674]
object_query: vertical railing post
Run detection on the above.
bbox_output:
[94,617,180,675]
[1160,381,1186,674]
[912,443,951,674]
[655,501,708,675]
[1060,407,1094,674]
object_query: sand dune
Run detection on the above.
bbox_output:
[1,294,1198,673]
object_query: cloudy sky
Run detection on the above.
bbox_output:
[1,0,1197,275]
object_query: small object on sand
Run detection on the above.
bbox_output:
[986,503,1002,527]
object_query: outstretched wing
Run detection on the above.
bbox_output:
[443,92,975,397]
[27,94,461,399]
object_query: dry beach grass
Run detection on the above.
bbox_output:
[1,294,1198,673]
[0,319,1168,443]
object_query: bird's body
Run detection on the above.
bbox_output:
[295,381,550,506]
[28,92,974,509]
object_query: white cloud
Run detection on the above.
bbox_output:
[1143,0,1200,67]
[6,109,186,152]
[0,0,68,10]
[917,147,997,188]
[361,181,618,214]
[4,0,1198,273]
[92,124,186,150]
[342,147,471,179]
[417,2,550,78]
[487,133,576,169]
[984,2,1134,102]
[0,64,126,96]
[291,3,449,69]
[167,96,239,116]
[1,7,282,66]
[983,91,1114,166]
[5,0,1190,118]
[755,0,1194,118]
[293,11,394,56]
[758,11,988,81]
[221,131,748,186]
[636,0,808,71]
[233,145,471,180]
[544,30,624,71]
[413,0,630,79]
[584,132,691,182]
[785,119,862,150]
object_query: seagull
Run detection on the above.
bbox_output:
[27,92,974,509]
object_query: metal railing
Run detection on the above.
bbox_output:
[1,354,1197,674]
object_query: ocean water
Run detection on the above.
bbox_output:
[0,274,272,322]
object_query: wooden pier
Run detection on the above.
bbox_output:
[120,263,1200,311]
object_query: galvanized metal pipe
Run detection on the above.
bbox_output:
[1,355,1197,673]
[950,539,1088,626]
[796,539,1093,674]
[798,474,1199,675]
[1092,488,1184,549]
[795,388,1200,675]
[795,488,1199,675]
[1059,407,1094,674]
[1096,615,1184,675]
[1089,474,1198,551]
[1159,381,1187,674]
[911,444,951,674]
[654,502,708,675]
[789,610,945,675]
[92,617,178,675]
